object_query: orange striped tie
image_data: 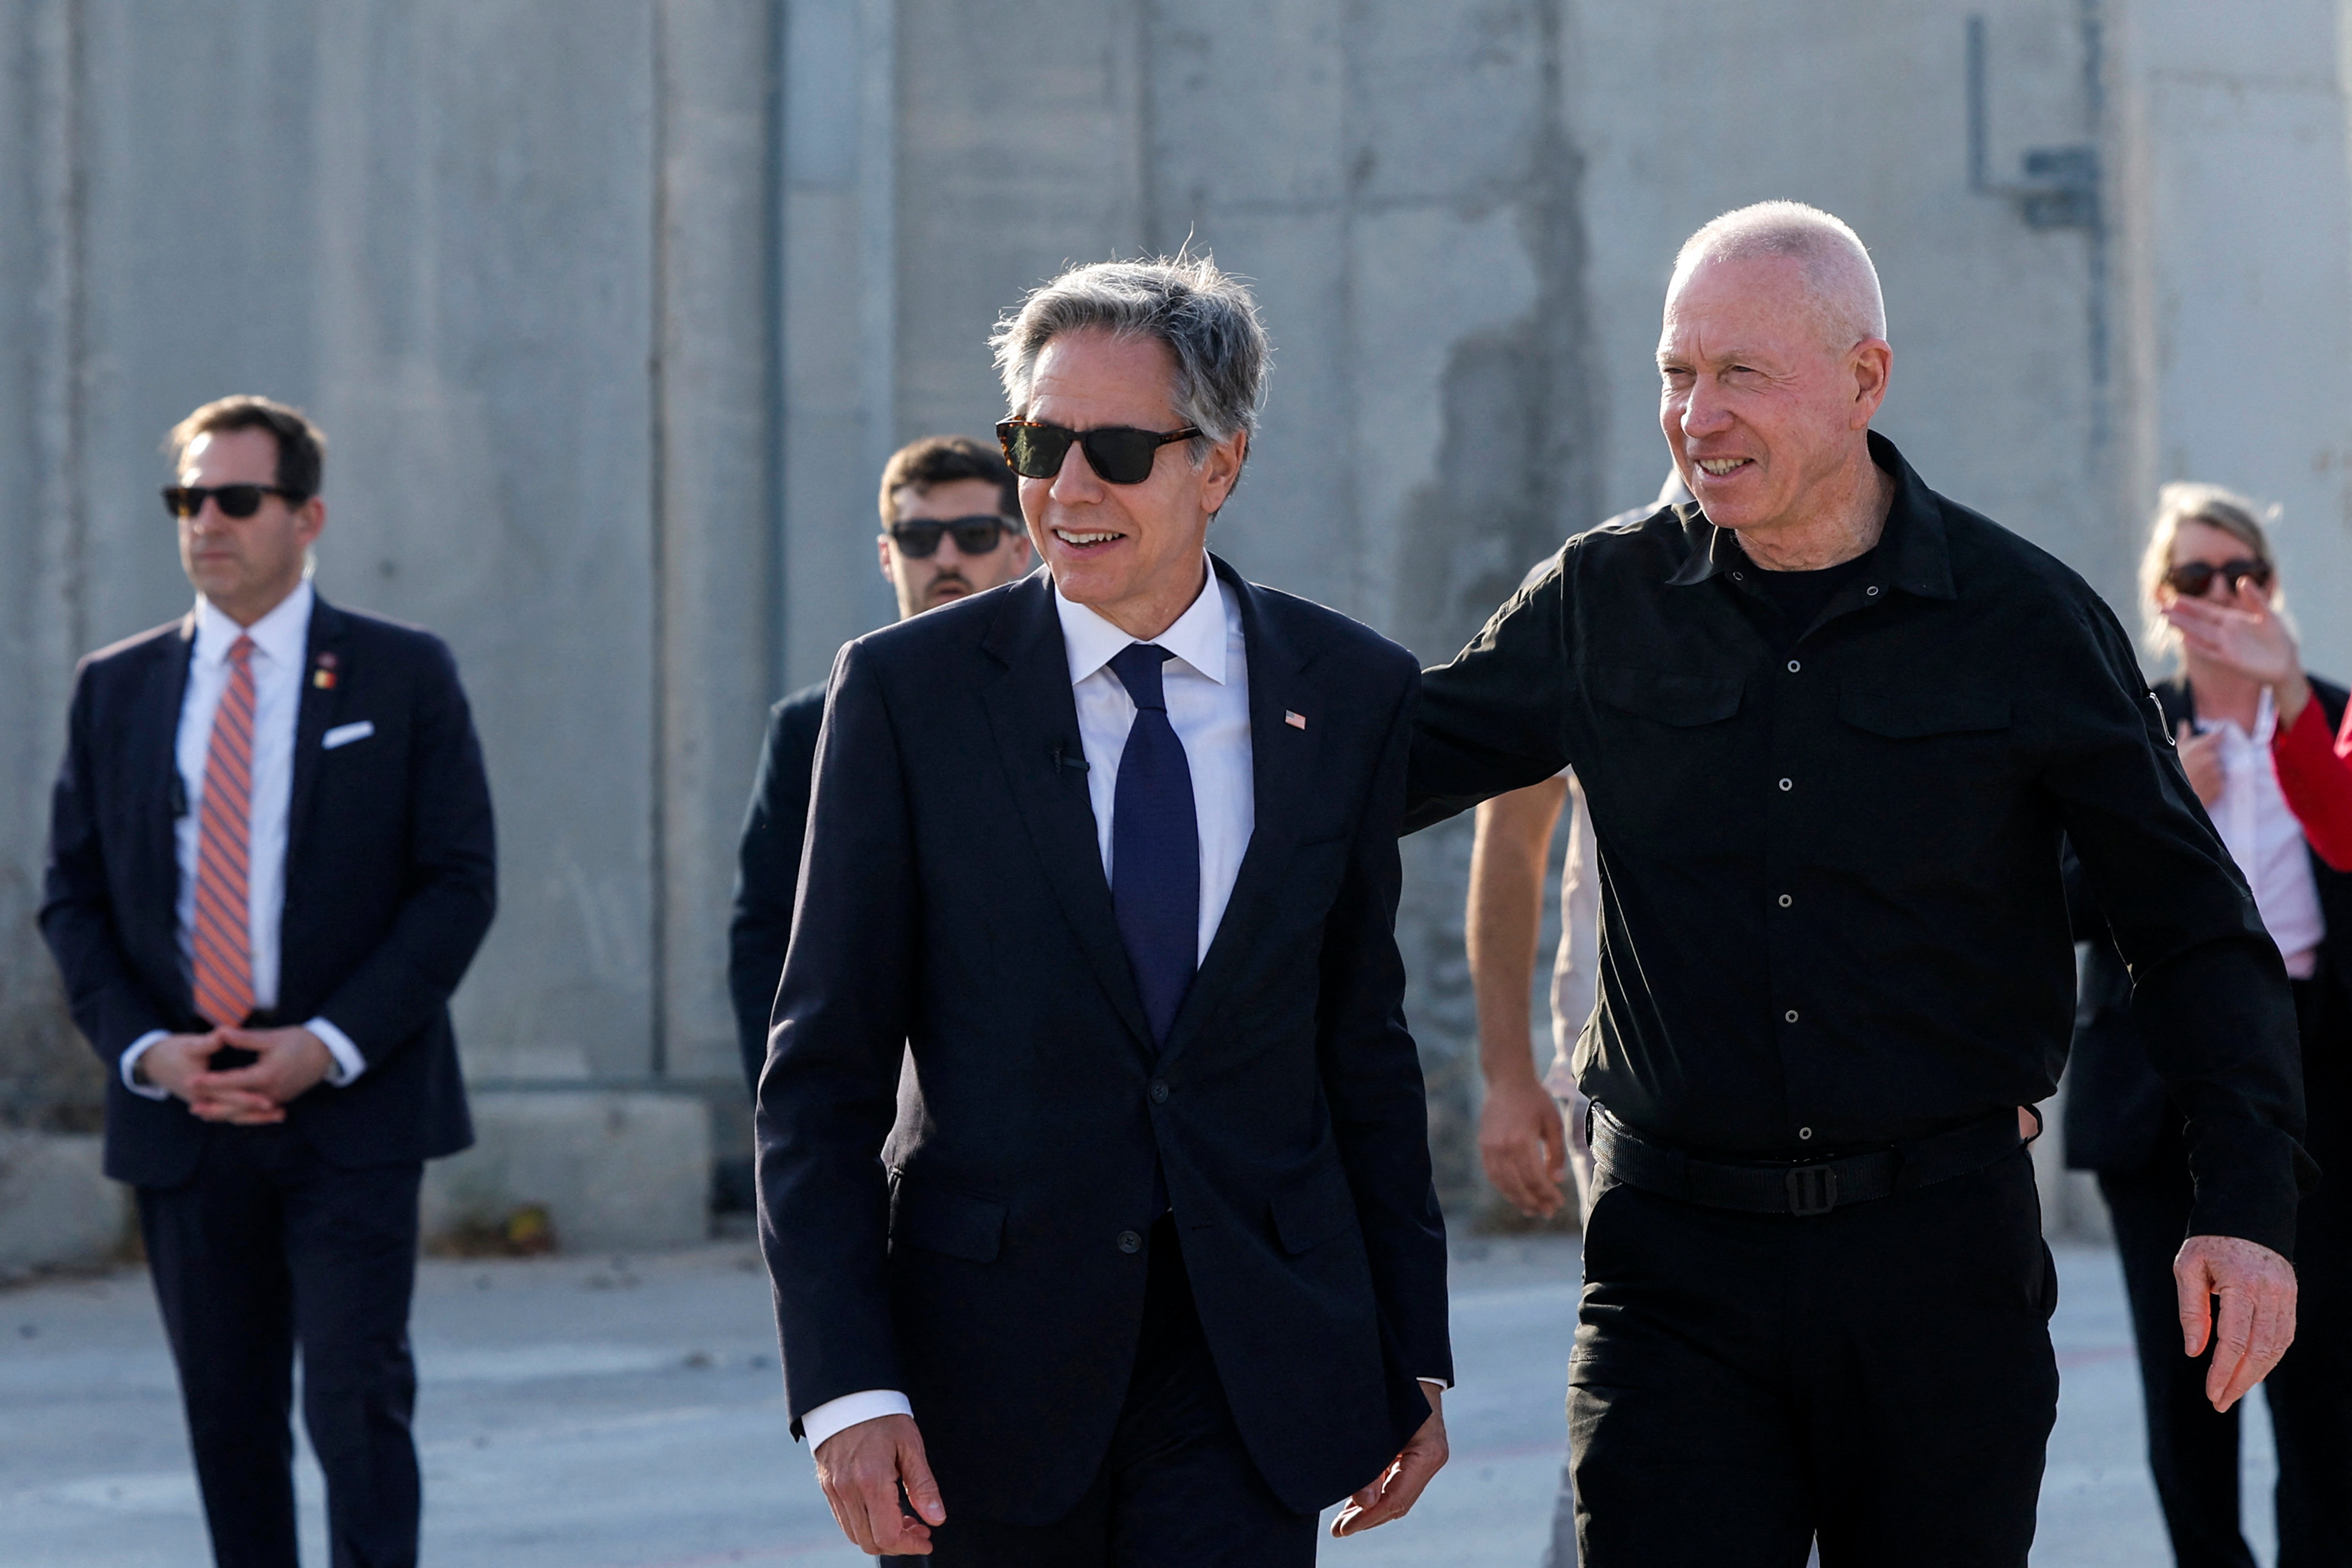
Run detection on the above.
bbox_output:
[192,635,257,1029]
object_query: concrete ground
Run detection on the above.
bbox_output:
[0,1234,2284,1566]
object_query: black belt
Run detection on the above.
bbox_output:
[1590,1103,2024,1218]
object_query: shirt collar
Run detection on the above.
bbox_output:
[1054,556,1229,688]
[194,579,314,670]
[1664,431,1957,602]
[2196,685,2276,746]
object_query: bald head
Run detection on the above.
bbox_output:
[1668,201,1886,353]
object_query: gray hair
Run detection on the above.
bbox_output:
[2140,479,2291,660]
[990,254,1270,465]
[1670,201,1888,349]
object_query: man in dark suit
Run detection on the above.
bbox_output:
[41,396,496,1568]
[729,435,1032,1096]
[757,257,1452,1564]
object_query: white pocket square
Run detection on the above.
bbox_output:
[322,720,376,750]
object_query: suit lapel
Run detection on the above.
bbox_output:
[980,575,1155,1050]
[136,617,200,995]
[1156,560,1322,1071]
[286,593,347,859]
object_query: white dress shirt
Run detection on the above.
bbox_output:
[1058,564,1255,960]
[2199,690,2325,980]
[121,581,367,1096]
[802,562,1440,1454]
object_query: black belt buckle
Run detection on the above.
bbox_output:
[1786,1163,1838,1216]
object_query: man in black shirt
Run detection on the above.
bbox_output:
[1408,201,2308,1566]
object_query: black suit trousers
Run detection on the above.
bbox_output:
[1568,1147,2060,1567]
[2099,972,2352,1568]
[138,1125,424,1568]
[899,1217,1316,1568]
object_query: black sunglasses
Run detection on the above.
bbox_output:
[997,420,1200,486]
[887,515,1019,559]
[2164,557,2272,598]
[162,483,303,521]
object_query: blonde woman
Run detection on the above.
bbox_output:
[2068,481,2350,1567]
[2159,495,2352,870]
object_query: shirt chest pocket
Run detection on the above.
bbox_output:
[1836,684,2020,854]
[1593,664,1745,728]
[1586,664,1750,848]
[1838,686,2012,741]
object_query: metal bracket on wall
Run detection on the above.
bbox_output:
[1967,14,2099,230]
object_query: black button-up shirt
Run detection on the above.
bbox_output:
[1407,432,2310,1253]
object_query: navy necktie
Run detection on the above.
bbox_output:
[1108,642,1200,1046]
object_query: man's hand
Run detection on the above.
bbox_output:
[1481,1073,1568,1220]
[2175,1234,2298,1412]
[814,1413,946,1556]
[2175,721,2226,808]
[137,1031,281,1124]
[192,1027,334,1120]
[1331,1385,1447,1538]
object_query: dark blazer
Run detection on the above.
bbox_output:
[2066,676,2350,1173]
[728,681,827,1098]
[755,557,1452,1525]
[41,593,497,1187]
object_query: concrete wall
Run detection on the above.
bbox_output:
[0,4,775,1225]
[2109,0,2352,677]
[0,0,2345,1234]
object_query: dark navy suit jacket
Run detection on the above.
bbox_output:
[755,558,1451,1524]
[728,681,826,1097]
[41,593,497,1187]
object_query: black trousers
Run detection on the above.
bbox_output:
[2098,973,2352,1568]
[1568,1145,2059,1567]
[137,1124,425,1568]
[907,1216,1317,1567]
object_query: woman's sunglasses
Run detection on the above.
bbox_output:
[162,484,303,521]
[996,420,1200,486]
[887,517,1018,558]
[2163,558,2272,598]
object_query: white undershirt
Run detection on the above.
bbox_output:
[2199,689,2325,980]
[118,581,365,1096]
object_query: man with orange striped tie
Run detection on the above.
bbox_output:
[41,395,496,1568]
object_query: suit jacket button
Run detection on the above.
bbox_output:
[1149,1081,1169,1104]
[1117,1229,1142,1254]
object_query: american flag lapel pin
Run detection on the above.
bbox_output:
[1284,709,1307,730]
[312,651,338,690]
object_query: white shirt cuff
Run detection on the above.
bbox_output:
[120,1032,173,1100]
[801,1389,913,1451]
[305,1018,366,1086]
[1418,1376,1450,1391]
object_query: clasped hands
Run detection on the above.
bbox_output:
[812,1387,1449,1556]
[136,1026,333,1124]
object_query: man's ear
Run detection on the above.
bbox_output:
[877,533,897,584]
[1847,339,1893,429]
[296,496,328,549]
[1201,429,1248,513]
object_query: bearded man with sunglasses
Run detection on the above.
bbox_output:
[40,395,495,1568]
[756,256,1450,1564]
[729,435,1031,1100]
